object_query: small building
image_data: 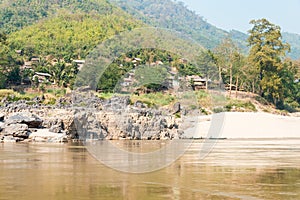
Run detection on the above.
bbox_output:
[73,60,85,64]
[121,78,133,87]
[31,57,40,63]
[73,60,85,70]
[32,72,52,83]
[20,61,33,70]
[186,75,209,90]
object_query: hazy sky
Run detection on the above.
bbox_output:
[180,0,300,34]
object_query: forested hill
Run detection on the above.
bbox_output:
[0,0,115,33]
[110,0,300,59]
[0,0,143,60]
[109,0,230,49]
[0,0,300,59]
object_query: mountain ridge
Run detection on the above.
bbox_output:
[0,0,299,59]
[109,0,300,59]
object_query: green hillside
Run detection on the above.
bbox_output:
[110,0,229,49]
[1,0,143,60]
[8,12,142,60]
[110,0,300,59]
[0,0,115,33]
[1,0,299,59]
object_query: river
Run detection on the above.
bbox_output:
[1,139,300,200]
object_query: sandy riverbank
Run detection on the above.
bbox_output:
[194,112,300,139]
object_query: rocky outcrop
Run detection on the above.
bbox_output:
[0,93,188,143]
[6,112,43,128]
[4,123,30,138]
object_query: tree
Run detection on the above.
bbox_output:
[0,32,20,87]
[214,38,240,96]
[197,50,218,91]
[248,18,291,107]
[49,61,78,87]
[7,66,21,85]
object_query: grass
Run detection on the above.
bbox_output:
[225,99,257,112]
[0,89,15,98]
[95,92,115,100]
[130,92,176,108]
[0,89,40,102]
[0,88,66,105]
[46,88,67,97]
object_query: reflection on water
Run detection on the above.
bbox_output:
[1,139,300,200]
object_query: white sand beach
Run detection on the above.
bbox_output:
[194,112,300,139]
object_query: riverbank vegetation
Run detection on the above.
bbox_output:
[0,0,299,114]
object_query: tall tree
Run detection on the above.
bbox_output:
[197,50,218,91]
[248,18,291,107]
[214,38,239,96]
[0,32,19,87]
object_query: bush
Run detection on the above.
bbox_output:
[225,100,257,112]
[131,92,176,108]
[283,101,299,113]
[0,89,14,99]
[96,92,114,100]
[213,107,226,113]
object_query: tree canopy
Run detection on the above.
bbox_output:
[248,18,296,108]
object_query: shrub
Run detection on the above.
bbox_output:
[225,100,257,112]
[131,92,176,108]
[0,89,14,99]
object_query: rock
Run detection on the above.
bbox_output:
[6,112,43,128]
[49,125,63,133]
[173,102,181,114]
[33,137,47,142]
[22,139,32,143]
[43,118,64,133]
[134,101,146,109]
[4,124,30,138]
[0,122,4,132]
[103,96,130,111]
[3,136,17,143]
[0,113,5,121]
[31,96,42,104]
[29,129,68,143]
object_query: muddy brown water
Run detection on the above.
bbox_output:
[1,139,300,200]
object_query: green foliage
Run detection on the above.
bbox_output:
[97,48,201,92]
[248,18,296,108]
[0,71,7,88]
[197,49,218,85]
[7,66,21,85]
[225,100,257,112]
[113,0,233,49]
[113,0,300,60]
[1,31,27,88]
[96,92,114,100]
[0,89,38,102]
[46,88,66,97]
[8,11,142,61]
[1,0,300,60]
[0,0,115,34]
[0,89,14,99]
[131,92,176,108]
